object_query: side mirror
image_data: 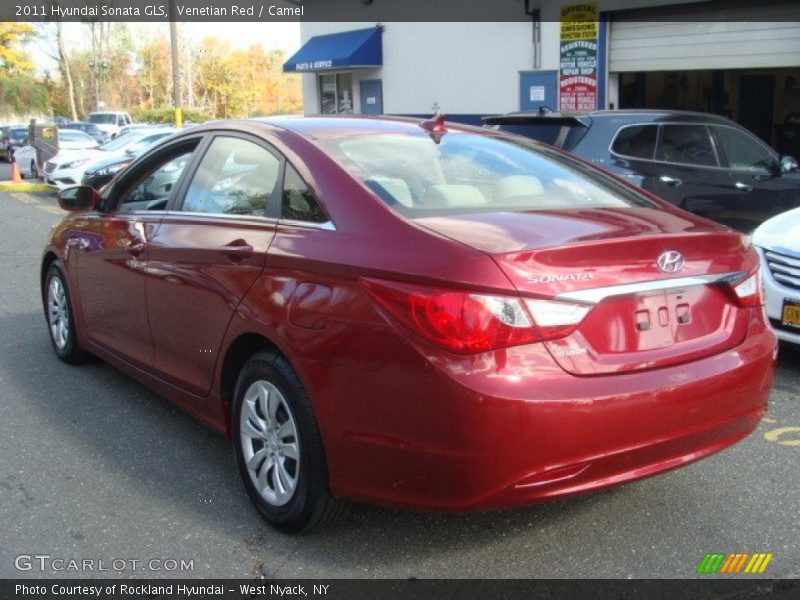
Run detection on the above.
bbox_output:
[57,185,101,212]
[780,155,799,174]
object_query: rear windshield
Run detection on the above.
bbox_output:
[488,123,588,150]
[87,113,116,124]
[318,132,655,218]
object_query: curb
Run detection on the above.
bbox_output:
[0,181,55,193]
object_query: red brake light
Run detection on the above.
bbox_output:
[362,279,589,353]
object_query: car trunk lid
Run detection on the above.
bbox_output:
[416,207,757,374]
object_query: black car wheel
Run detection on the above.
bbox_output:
[232,350,348,532]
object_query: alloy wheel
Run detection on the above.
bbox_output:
[239,380,300,507]
[47,276,69,350]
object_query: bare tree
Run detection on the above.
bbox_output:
[55,22,78,120]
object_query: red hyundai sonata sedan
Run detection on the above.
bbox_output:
[42,116,776,531]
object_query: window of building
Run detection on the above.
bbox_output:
[319,73,354,115]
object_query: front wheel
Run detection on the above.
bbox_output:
[44,263,88,364]
[232,351,348,532]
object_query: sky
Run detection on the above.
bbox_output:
[31,21,302,75]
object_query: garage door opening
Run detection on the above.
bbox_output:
[617,68,800,155]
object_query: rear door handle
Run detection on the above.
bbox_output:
[220,240,254,262]
[659,175,682,187]
[734,181,753,192]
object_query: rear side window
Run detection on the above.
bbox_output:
[182,136,280,217]
[611,125,657,159]
[656,124,717,167]
[282,164,328,223]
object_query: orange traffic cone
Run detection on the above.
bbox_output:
[10,159,22,182]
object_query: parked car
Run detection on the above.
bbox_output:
[484,110,800,232]
[753,207,800,345]
[16,129,99,182]
[1,125,29,161]
[86,110,133,139]
[43,116,775,532]
[80,129,176,189]
[62,121,109,145]
[44,128,173,189]
[13,139,39,179]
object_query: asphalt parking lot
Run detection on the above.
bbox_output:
[0,169,798,579]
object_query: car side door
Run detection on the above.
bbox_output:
[645,123,738,227]
[710,124,800,231]
[73,139,199,368]
[145,133,281,396]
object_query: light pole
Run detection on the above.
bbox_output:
[88,58,109,111]
[169,2,182,127]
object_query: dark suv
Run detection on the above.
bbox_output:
[484,110,800,231]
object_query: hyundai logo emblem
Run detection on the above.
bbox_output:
[657,250,685,273]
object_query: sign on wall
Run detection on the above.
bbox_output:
[559,2,598,112]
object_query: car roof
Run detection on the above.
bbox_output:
[180,115,485,141]
[486,109,736,126]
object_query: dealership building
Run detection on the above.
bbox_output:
[284,0,800,153]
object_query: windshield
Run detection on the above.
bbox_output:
[318,132,654,218]
[59,129,93,142]
[98,131,144,151]
[88,113,116,124]
[127,132,173,154]
[9,128,27,141]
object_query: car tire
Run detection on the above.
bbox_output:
[232,350,349,532]
[44,262,88,364]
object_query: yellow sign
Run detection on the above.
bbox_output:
[42,127,54,141]
[560,3,598,41]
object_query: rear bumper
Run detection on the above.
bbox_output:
[310,310,776,511]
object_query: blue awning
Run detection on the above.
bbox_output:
[283,27,383,73]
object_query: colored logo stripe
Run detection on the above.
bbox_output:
[697,553,773,574]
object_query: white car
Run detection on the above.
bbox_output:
[13,143,39,179]
[86,111,133,139]
[753,206,800,345]
[14,129,99,180]
[44,128,173,189]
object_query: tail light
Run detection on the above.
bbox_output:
[731,270,764,307]
[362,279,589,353]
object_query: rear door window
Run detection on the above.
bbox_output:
[611,125,657,159]
[656,124,718,167]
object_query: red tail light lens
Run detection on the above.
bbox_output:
[362,279,589,353]
[732,270,764,307]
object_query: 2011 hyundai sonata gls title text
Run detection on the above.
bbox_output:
[42,116,776,531]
